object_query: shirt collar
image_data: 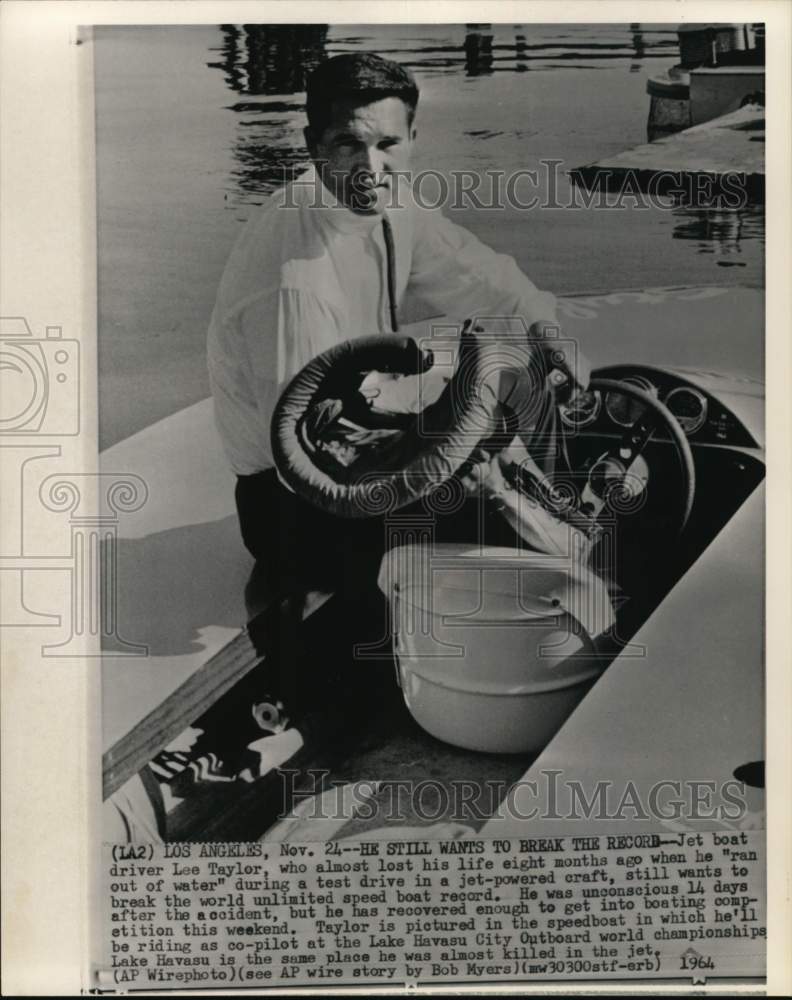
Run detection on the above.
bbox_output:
[292,164,390,237]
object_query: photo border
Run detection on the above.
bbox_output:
[1,2,789,995]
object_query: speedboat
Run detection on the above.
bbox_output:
[100,284,764,843]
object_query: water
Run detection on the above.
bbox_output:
[95,24,764,448]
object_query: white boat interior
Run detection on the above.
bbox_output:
[100,285,764,842]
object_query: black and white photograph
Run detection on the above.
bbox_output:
[1,3,790,995]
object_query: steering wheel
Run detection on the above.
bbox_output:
[575,377,696,536]
[271,328,514,519]
[272,334,696,535]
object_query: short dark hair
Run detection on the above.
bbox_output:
[306,53,419,137]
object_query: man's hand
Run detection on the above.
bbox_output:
[528,320,591,400]
[457,446,496,495]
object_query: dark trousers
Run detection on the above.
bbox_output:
[235,470,388,601]
[235,470,404,717]
[235,470,522,718]
[234,469,523,599]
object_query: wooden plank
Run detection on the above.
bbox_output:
[102,625,263,799]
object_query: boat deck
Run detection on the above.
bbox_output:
[571,104,764,199]
[100,286,764,841]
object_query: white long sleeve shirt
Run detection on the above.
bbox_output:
[207,165,560,476]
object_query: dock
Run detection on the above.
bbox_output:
[570,103,764,201]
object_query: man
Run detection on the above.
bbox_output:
[207,52,588,613]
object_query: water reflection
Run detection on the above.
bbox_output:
[209,23,677,84]
[672,207,765,266]
[515,30,528,66]
[207,24,245,92]
[207,21,679,95]
[245,24,327,94]
[207,24,329,204]
[205,22,764,277]
[463,23,660,74]
[230,135,307,203]
[464,25,494,76]
[208,24,327,94]
[630,24,646,73]
[465,23,674,73]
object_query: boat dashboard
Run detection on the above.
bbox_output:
[548,363,766,645]
[561,364,762,451]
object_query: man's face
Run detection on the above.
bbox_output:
[306,96,415,215]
